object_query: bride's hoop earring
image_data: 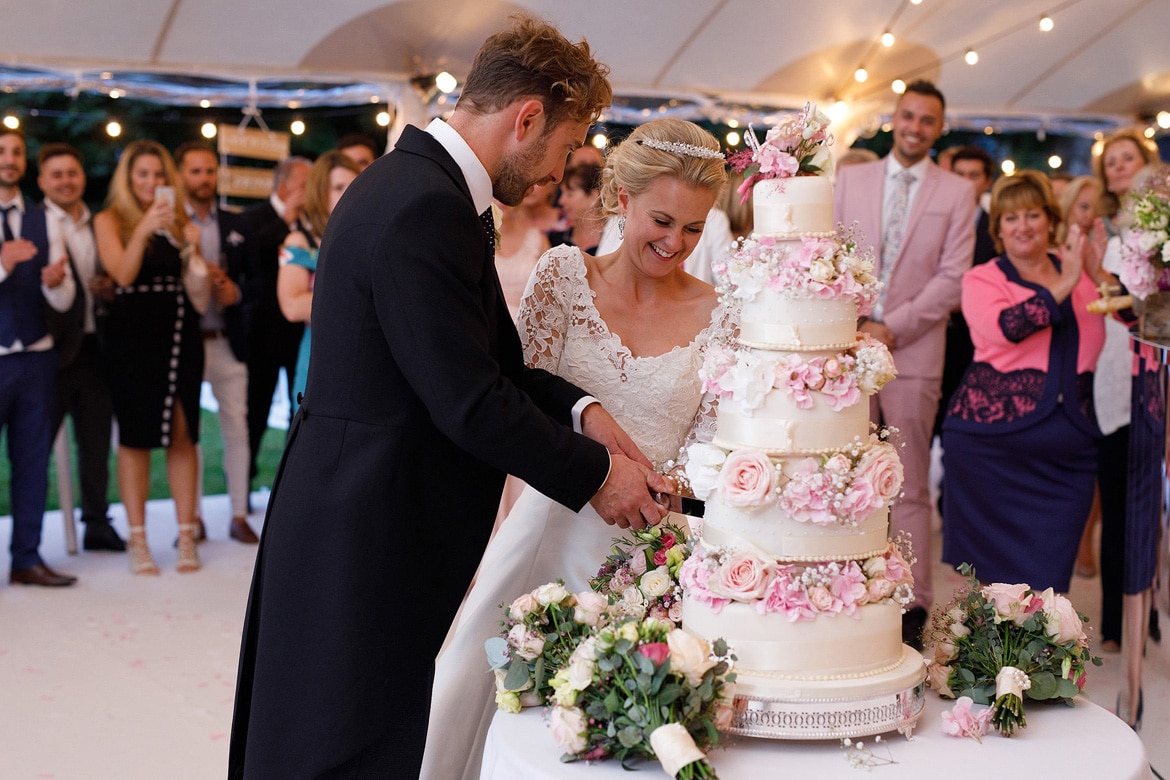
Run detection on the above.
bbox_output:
[618,216,626,239]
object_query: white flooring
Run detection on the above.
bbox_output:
[2,491,1169,779]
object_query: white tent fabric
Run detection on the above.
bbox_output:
[2,0,1169,141]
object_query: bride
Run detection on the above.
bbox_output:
[421,118,733,780]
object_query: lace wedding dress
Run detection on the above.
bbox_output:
[420,245,732,780]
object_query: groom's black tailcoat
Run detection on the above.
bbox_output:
[228,125,610,778]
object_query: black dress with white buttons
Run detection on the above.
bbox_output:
[101,233,205,449]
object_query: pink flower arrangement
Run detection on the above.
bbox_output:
[778,436,903,525]
[1117,164,1170,300]
[679,541,914,620]
[727,102,834,203]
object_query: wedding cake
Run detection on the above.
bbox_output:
[680,105,926,740]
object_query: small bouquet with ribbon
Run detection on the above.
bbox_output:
[922,565,1101,736]
[591,521,692,623]
[548,617,736,779]
[485,581,612,712]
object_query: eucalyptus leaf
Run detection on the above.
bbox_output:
[484,637,510,670]
[503,659,530,692]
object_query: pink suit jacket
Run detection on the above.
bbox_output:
[834,158,977,380]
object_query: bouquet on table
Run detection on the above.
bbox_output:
[486,581,611,712]
[549,616,736,779]
[922,565,1101,737]
[591,521,692,623]
[1118,163,1170,299]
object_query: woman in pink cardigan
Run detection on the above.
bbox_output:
[941,170,1119,592]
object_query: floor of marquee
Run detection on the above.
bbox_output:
[2,487,1168,779]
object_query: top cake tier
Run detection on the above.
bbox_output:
[753,176,834,237]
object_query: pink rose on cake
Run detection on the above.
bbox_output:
[855,443,904,504]
[710,550,774,601]
[717,449,776,507]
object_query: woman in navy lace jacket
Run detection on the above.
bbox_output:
[941,170,1124,592]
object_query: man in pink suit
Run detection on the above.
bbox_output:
[833,80,976,648]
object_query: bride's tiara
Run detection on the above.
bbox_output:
[636,138,724,160]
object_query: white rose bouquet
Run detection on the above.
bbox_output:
[591,522,692,624]
[548,616,736,779]
[922,564,1101,736]
[486,580,612,712]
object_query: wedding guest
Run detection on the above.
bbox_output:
[1095,128,1157,237]
[243,156,310,494]
[176,141,259,544]
[336,132,379,171]
[0,127,79,587]
[941,170,1116,593]
[230,15,666,779]
[94,140,206,575]
[495,193,552,320]
[834,80,977,647]
[275,150,360,408]
[424,117,731,780]
[549,161,604,253]
[38,142,124,552]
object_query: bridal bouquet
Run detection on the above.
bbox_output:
[922,565,1101,736]
[591,522,692,624]
[548,616,736,779]
[727,102,834,202]
[486,581,611,712]
[1118,163,1170,299]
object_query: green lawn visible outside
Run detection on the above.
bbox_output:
[0,409,288,517]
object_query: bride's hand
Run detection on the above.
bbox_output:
[589,454,671,530]
[581,402,654,470]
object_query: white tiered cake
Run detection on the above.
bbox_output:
[680,108,926,740]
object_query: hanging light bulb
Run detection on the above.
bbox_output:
[376,110,391,127]
[1157,111,1170,129]
[1039,15,1054,32]
[106,120,122,138]
[201,122,217,139]
[290,119,305,136]
[1001,159,1016,175]
[854,67,869,83]
[881,32,895,47]
[829,100,849,124]
[891,79,906,94]
[591,133,608,149]
[965,49,979,65]
[199,99,211,109]
[1048,155,1062,169]
[726,130,741,146]
[2,115,19,130]
[435,71,458,95]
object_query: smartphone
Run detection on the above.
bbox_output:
[154,185,175,209]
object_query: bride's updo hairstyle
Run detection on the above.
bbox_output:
[600,118,728,217]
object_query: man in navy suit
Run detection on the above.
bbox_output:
[176,142,261,544]
[230,14,669,778]
[0,128,79,587]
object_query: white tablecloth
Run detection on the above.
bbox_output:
[481,694,1150,780]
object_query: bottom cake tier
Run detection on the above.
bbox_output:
[726,647,927,740]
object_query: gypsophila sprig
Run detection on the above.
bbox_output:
[840,735,897,771]
[1118,164,1170,299]
[485,580,612,712]
[728,102,834,203]
[921,564,1101,737]
[548,617,736,779]
[591,521,692,623]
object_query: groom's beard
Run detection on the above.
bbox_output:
[494,135,550,206]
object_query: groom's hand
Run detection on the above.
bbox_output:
[589,454,671,531]
[581,403,653,469]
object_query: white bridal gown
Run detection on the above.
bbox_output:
[420,245,730,780]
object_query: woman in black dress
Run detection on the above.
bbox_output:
[94,140,206,574]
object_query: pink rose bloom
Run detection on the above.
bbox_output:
[507,624,545,661]
[807,584,840,614]
[867,577,895,601]
[926,661,954,697]
[629,553,648,577]
[661,532,676,550]
[653,548,667,567]
[639,642,671,666]
[856,445,904,504]
[508,592,539,619]
[550,706,588,754]
[981,582,1033,625]
[679,554,729,613]
[822,356,843,380]
[573,591,610,628]
[941,696,992,741]
[711,550,775,601]
[717,450,776,507]
[1044,592,1087,644]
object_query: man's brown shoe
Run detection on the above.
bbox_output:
[230,517,259,544]
[10,564,77,587]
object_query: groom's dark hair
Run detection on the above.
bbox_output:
[458,12,612,128]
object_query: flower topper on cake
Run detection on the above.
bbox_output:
[727,102,835,204]
[1118,164,1170,299]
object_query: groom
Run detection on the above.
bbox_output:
[229,14,669,779]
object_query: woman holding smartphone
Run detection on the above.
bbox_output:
[94,140,206,575]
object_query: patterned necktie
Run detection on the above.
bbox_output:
[0,204,15,242]
[874,170,916,321]
[480,207,496,259]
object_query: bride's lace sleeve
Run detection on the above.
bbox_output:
[516,247,576,371]
[664,294,740,495]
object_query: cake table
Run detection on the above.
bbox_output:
[480,694,1150,780]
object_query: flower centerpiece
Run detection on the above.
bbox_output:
[921,565,1102,736]
[1118,164,1170,300]
[591,521,692,623]
[486,580,611,712]
[727,102,834,203]
[548,616,736,779]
